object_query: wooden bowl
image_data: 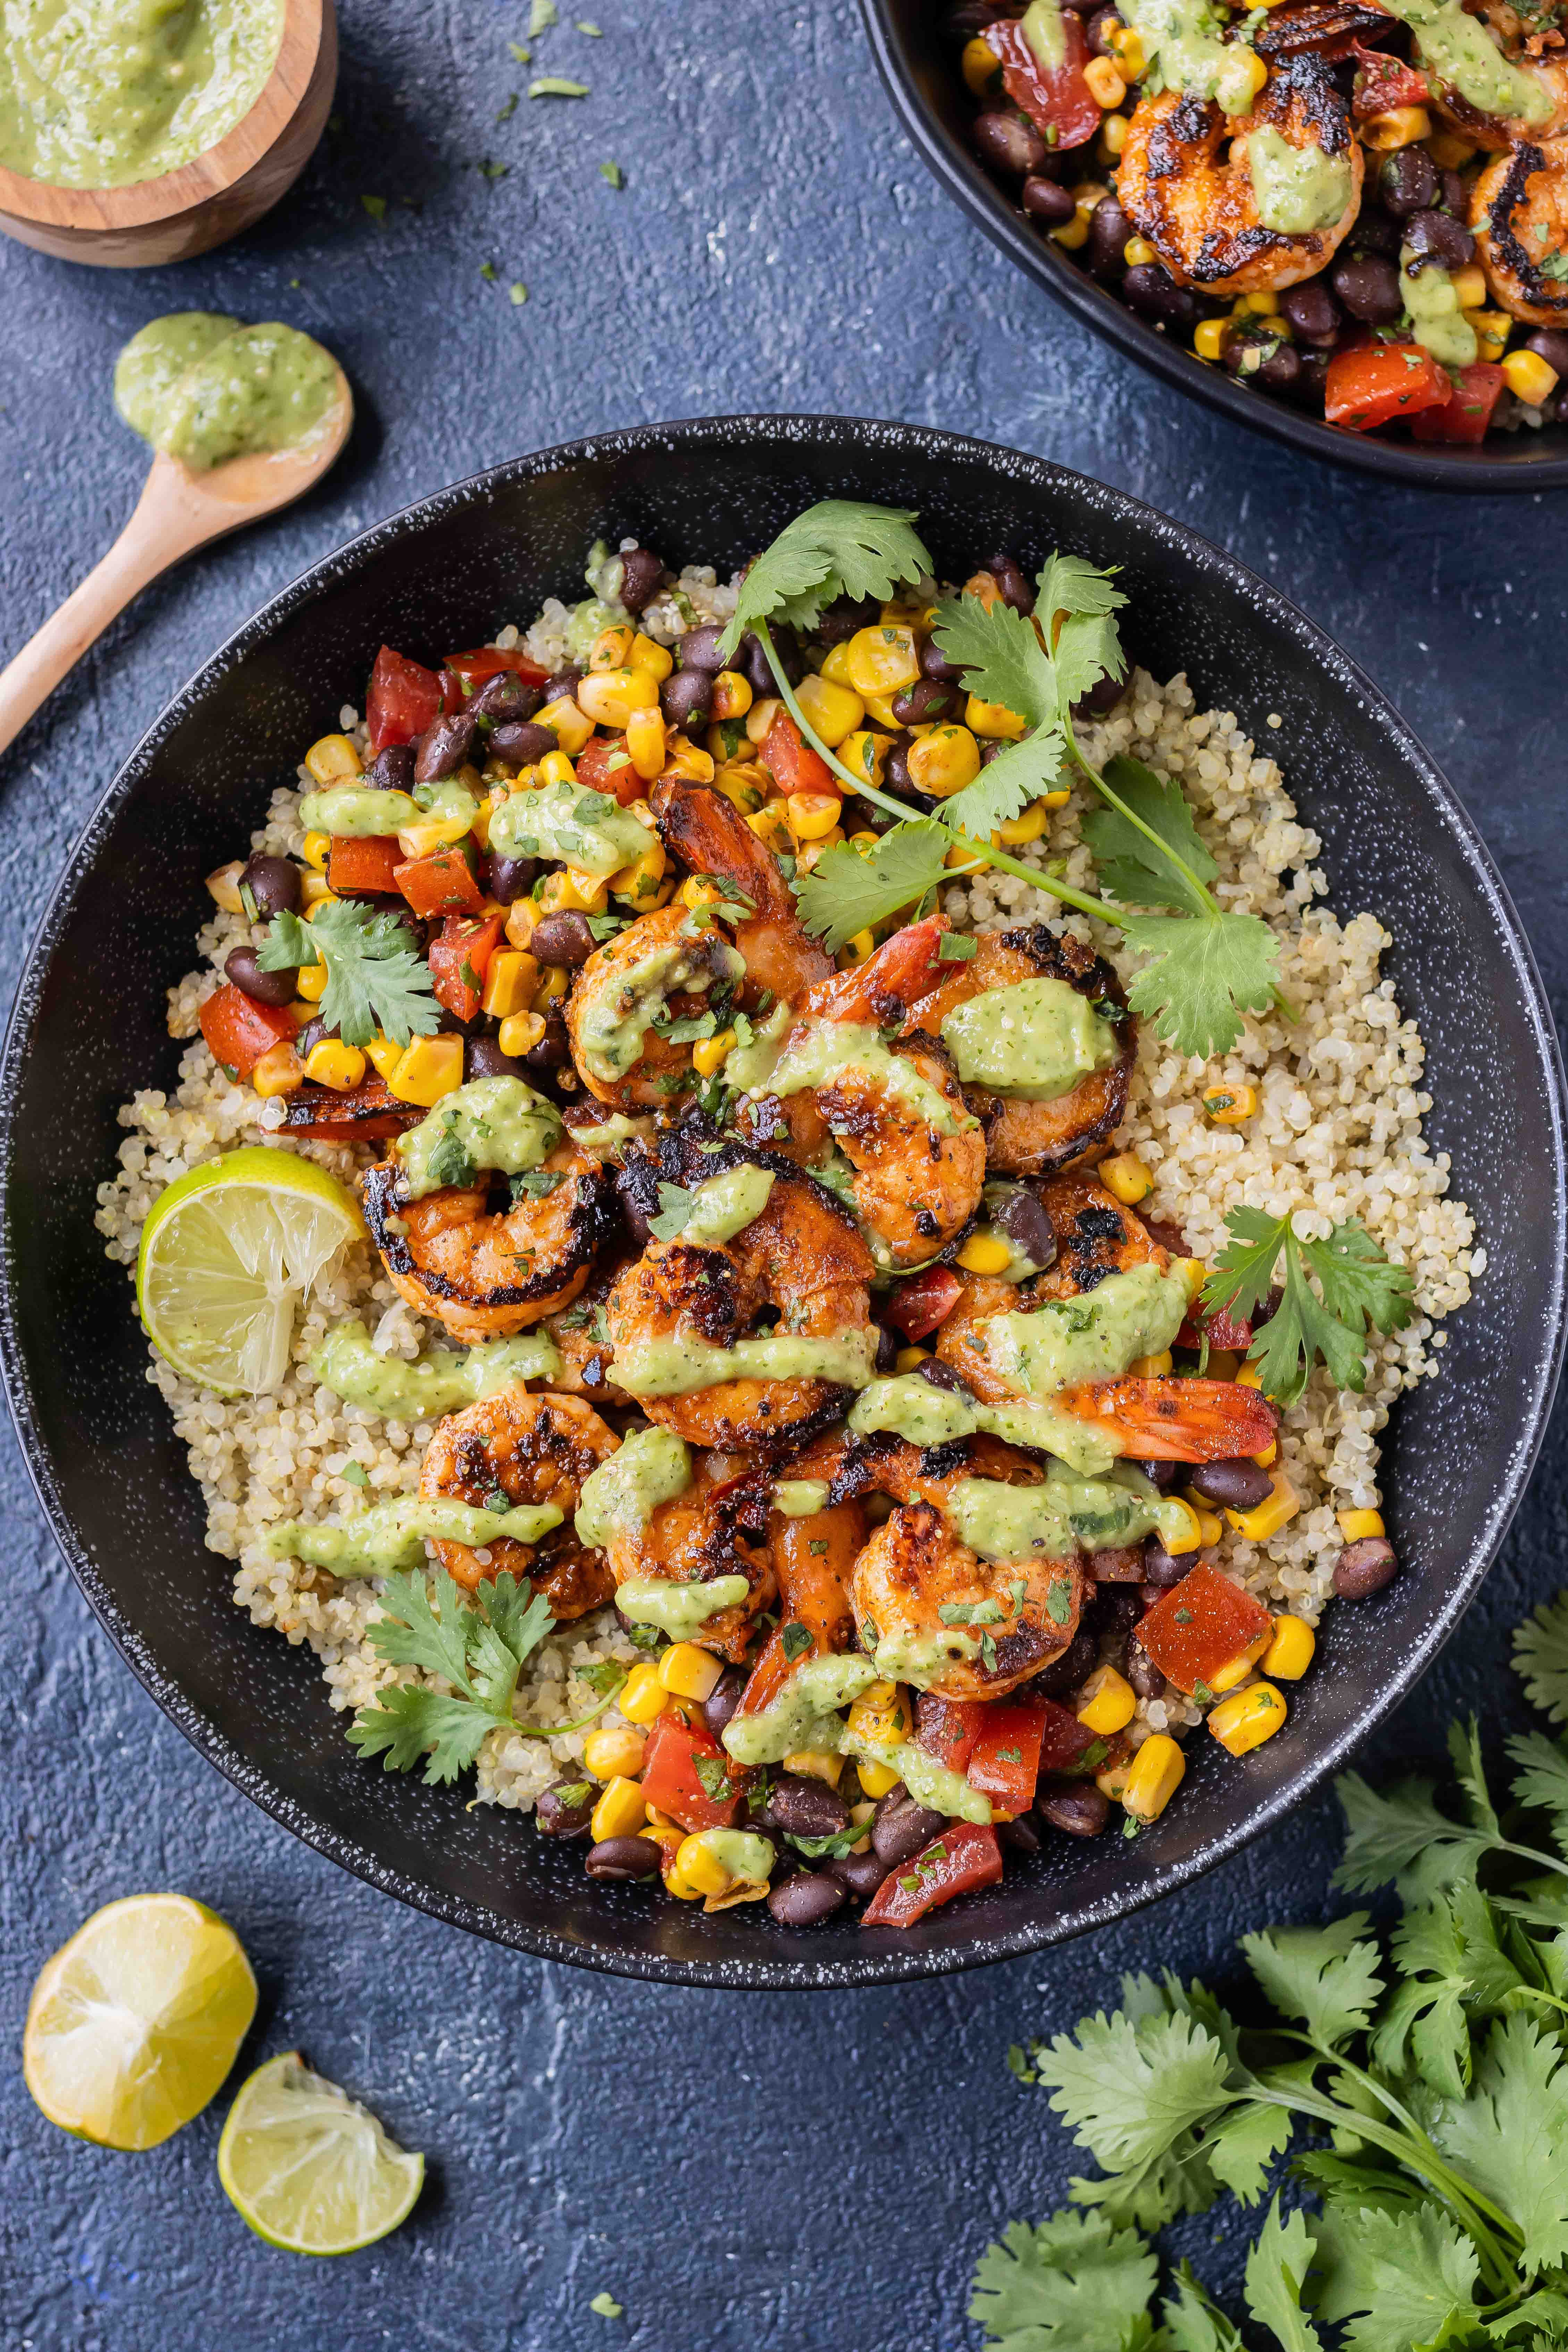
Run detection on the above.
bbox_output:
[0,0,336,268]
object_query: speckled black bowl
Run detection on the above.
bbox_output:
[2,417,1562,1988]
[860,0,1568,489]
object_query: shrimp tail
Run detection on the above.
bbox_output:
[1057,1375,1279,1461]
[805,913,950,1025]
[651,776,797,921]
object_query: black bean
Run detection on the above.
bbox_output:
[1439,167,1468,220]
[1088,196,1133,282]
[920,631,963,684]
[874,1322,900,1374]
[1349,203,1402,258]
[617,546,665,614]
[296,1016,338,1058]
[585,1834,662,1880]
[522,1006,573,1081]
[883,730,915,797]
[486,852,540,904]
[677,624,728,673]
[1334,1537,1398,1599]
[999,1813,1042,1854]
[816,594,882,645]
[767,1773,852,1840]
[1123,263,1197,330]
[414,708,478,783]
[363,744,416,795]
[735,625,800,697]
[974,109,1048,179]
[543,666,584,701]
[536,1779,596,1837]
[241,853,301,918]
[1087,1547,1147,1582]
[1331,251,1403,324]
[892,677,961,725]
[828,1849,892,1901]
[661,668,712,734]
[1404,207,1474,271]
[1292,348,1333,408]
[1022,174,1077,227]
[470,671,542,722]
[1097,1585,1143,1632]
[1380,145,1438,218]
[1033,1627,1099,1697]
[1127,1649,1166,1703]
[467,1036,529,1081]
[1190,1456,1273,1510]
[224,945,298,1007]
[1070,667,1130,722]
[1254,341,1302,394]
[530,910,597,967]
[1038,1781,1109,1837]
[917,1358,972,1397]
[1279,279,1342,346]
[703,1664,750,1740]
[1085,3,1122,53]
[990,1186,1057,1271]
[1131,1457,1179,1492]
[1525,330,1568,378]
[769,1872,847,1926]
[1141,1534,1191,1587]
[872,1791,950,1868]
[489,720,557,767]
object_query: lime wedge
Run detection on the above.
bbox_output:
[136,1145,361,1395]
[218,2051,424,2254]
[23,1893,257,2150]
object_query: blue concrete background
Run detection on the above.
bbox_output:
[1,4,1564,2346]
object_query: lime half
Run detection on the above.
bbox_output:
[136,1145,360,1395]
[23,1893,257,2150]
[218,2051,424,2254]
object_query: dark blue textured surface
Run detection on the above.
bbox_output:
[1,5,1564,2346]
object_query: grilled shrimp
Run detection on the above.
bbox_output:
[418,1385,618,1613]
[1474,139,1568,321]
[1430,2,1568,149]
[905,923,1134,1177]
[599,1448,778,1663]
[605,1133,877,1453]
[363,1141,613,1346]
[731,1464,867,1722]
[565,900,746,1110]
[741,916,988,1269]
[1118,58,1364,294]
[650,774,833,1006]
[543,1253,634,1408]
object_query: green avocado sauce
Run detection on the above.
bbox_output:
[395,1076,563,1202]
[724,1001,792,1092]
[751,1020,975,1139]
[486,780,652,879]
[612,1324,882,1401]
[297,785,421,838]
[574,1427,693,1548]
[567,1111,654,1162]
[841,1731,992,1824]
[721,1655,880,1766]
[940,978,1119,1102]
[311,1319,562,1419]
[773,1478,831,1518]
[1403,247,1479,366]
[572,934,746,1083]
[0,0,283,187]
[686,1829,777,1884]
[1021,0,1067,67]
[680,1165,775,1246]
[613,1573,750,1638]
[947,1464,1191,1559]
[1119,0,1265,115]
[115,316,339,472]
[1244,127,1356,236]
[849,1374,976,1450]
[268,1495,563,1578]
[1384,0,1552,122]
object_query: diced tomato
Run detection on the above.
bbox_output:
[1411,361,1507,445]
[429,912,506,1022]
[967,1689,1054,1814]
[1325,343,1452,432]
[1136,1561,1272,1697]
[576,732,642,806]
[1176,1299,1256,1353]
[863,1821,1004,1927]
[915,1692,986,1775]
[1350,38,1428,116]
[280,1079,422,1142]
[761,711,834,799]
[444,645,549,692]
[988,13,1101,152]
[883,1267,963,1343]
[198,985,296,1084]
[366,646,443,756]
[640,1713,745,1832]
[395,841,485,919]
[1035,1696,1100,1776]
[327,833,404,897]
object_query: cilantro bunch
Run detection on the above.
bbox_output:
[259,901,440,1050]
[1203,1207,1418,1407]
[974,1591,1568,2351]
[722,500,1282,1058]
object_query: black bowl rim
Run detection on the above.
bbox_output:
[857,0,1568,493]
[2,413,1563,1988]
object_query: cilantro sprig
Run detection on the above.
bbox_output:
[1201,1207,1417,1406]
[259,902,440,1051]
[981,1598,1568,2351]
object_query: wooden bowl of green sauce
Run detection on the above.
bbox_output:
[0,0,336,268]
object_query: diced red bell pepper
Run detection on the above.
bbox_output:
[1137,1561,1272,1697]
[1035,1695,1100,1776]
[968,1689,1054,1814]
[395,841,485,919]
[761,711,835,799]
[1176,1299,1257,1352]
[863,1821,1004,1927]
[576,732,642,806]
[640,1712,745,1832]
[1350,38,1428,116]
[199,985,296,1084]
[280,1079,422,1142]
[988,12,1101,151]
[915,1692,986,1775]
[1411,361,1507,445]
[366,646,444,756]
[429,912,506,1022]
[444,645,549,692]
[1325,343,1452,432]
[327,833,404,898]
[884,1267,963,1343]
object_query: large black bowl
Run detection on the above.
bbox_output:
[860,0,1568,490]
[2,417,1562,1987]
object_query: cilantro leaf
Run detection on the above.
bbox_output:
[784,1818,873,1860]
[1507,1728,1568,1848]
[1160,2264,1245,2352]
[1118,908,1280,1063]
[968,2212,1158,2352]
[345,1683,494,1782]
[648,1181,697,1241]
[1373,1880,1532,2099]
[351,1570,555,1784]
[942,731,1065,840]
[366,1566,478,1694]
[1081,755,1218,917]
[1334,1770,1497,1906]
[931,587,1056,734]
[1313,2203,1481,2352]
[1033,2007,1233,2188]
[1242,2199,1325,2352]
[1202,1208,1416,1406]
[1432,2015,1568,2278]
[1239,1916,1384,2051]
[1204,2101,1294,2207]
[791,821,949,954]
[258,902,440,1050]
[1037,549,1127,627]
[1514,1593,1568,1725]
[720,501,933,652]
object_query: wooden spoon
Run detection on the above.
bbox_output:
[0,363,352,759]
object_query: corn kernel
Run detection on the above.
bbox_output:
[618,1662,672,1725]
[250,1041,303,1098]
[795,672,865,748]
[996,800,1048,846]
[1072,180,1110,219]
[856,1757,902,1799]
[894,1345,929,1374]
[846,1679,911,1746]
[747,803,795,855]
[1448,263,1487,312]
[582,1724,646,1781]
[497,1010,546,1058]
[642,1821,684,1871]
[656,1642,723,1702]
[1427,129,1477,167]
[537,695,595,757]
[1096,1759,1133,1802]
[844,623,921,698]
[1206,1632,1272,1700]
[1100,1151,1152,1205]
[388,1033,464,1107]
[838,728,888,787]
[307,732,364,786]
[705,669,751,723]
[1130,1350,1174,1378]
[965,694,1028,741]
[787,789,844,842]
[303,1040,367,1091]
[672,1832,735,1898]
[1254,1437,1278,1469]
[538,867,610,916]
[589,624,636,672]
[481,949,538,1020]
[1106,22,1146,73]
[504,898,539,950]
[680,875,724,910]
[1193,1507,1225,1548]
[206,859,247,914]
[1227,47,1268,107]
[1235,1362,1264,1389]
[1237,289,1282,317]
[1503,348,1560,407]
[781,1750,843,1787]
[536,748,578,789]
[617,705,664,785]
[1122,1733,1185,1820]
[859,689,902,731]
[1076,1664,1137,1736]
[1099,112,1130,160]
[957,1232,1014,1276]
[691,1029,736,1079]
[365,1033,403,1082]
[534,961,572,1009]
[1465,308,1509,363]
[1336,1507,1384,1542]
[819,643,857,688]
[627,630,673,681]
[609,835,668,907]
[660,738,716,785]
[397,816,472,860]
[1162,1496,1203,1555]
[961,30,1001,93]
[1202,1081,1257,1124]
[1361,104,1431,151]
[1209,1680,1288,1756]
[294,956,329,1002]
[1051,210,1091,251]
[589,1775,648,1841]
[301,830,331,872]
[1194,318,1229,363]
[1084,54,1126,106]
[1261,1614,1315,1681]
[842,928,877,963]
[744,695,784,746]
[1225,1470,1300,1543]
[1113,231,1155,269]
